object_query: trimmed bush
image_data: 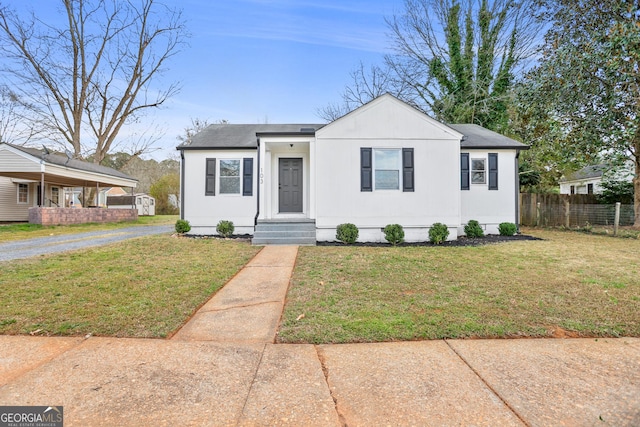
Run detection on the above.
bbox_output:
[216,220,235,238]
[383,224,405,246]
[175,219,191,234]
[336,223,359,244]
[464,220,484,238]
[429,223,449,244]
[498,222,517,236]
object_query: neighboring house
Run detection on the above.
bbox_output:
[559,163,634,195]
[0,142,137,222]
[177,94,528,243]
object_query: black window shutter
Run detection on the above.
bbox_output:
[488,153,498,190]
[243,158,253,196]
[402,148,414,192]
[205,158,216,196]
[460,153,470,190]
[361,148,372,192]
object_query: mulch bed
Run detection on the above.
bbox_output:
[317,234,542,247]
[176,232,542,247]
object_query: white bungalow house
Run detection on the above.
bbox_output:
[177,94,528,244]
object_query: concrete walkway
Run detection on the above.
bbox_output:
[0,225,174,261]
[171,246,298,343]
[0,245,638,426]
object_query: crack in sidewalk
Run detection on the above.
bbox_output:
[195,299,284,314]
[237,343,268,425]
[444,339,531,427]
[314,345,348,427]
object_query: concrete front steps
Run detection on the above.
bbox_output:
[252,220,316,245]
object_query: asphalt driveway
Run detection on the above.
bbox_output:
[0,225,174,262]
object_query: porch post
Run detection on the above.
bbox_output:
[40,171,45,207]
[96,182,100,207]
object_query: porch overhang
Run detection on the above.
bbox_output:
[0,143,137,188]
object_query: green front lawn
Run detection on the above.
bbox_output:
[0,235,260,337]
[277,228,640,343]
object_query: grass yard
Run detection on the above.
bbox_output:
[0,215,178,243]
[278,228,640,343]
[0,236,260,337]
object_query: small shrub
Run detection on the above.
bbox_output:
[216,220,235,238]
[429,223,449,244]
[175,219,191,234]
[498,222,517,236]
[384,224,405,246]
[336,223,359,244]
[464,220,484,238]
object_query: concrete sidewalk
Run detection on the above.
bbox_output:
[0,245,638,426]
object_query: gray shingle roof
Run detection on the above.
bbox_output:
[177,122,527,151]
[5,143,136,181]
[448,124,528,149]
[560,164,606,182]
[177,124,325,150]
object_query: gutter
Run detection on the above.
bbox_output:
[254,137,261,226]
[515,150,521,231]
[180,149,185,220]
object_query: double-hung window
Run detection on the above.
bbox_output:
[374,149,401,190]
[461,153,497,190]
[361,148,414,192]
[17,183,28,204]
[219,159,241,194]
[205,157,253,196]
[471,159,486,184]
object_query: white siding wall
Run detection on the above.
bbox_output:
[0,177,30,221]
[315,139,460,242]
[0,179,64,221]
[559,178,602,195]
[314,95,463,242]
[182,149,257,235]
[460,150,518,235]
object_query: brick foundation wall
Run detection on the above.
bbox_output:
[29,207,138,226]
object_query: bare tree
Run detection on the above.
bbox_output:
[0,85,39,144]
[176,117,215,144]
[317,62,412,122]
[0,0,187,163]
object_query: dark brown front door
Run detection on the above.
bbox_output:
[279,158,303,213]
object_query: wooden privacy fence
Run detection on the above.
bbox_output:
[520,193,635,229]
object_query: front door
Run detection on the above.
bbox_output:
[279,158,303,213]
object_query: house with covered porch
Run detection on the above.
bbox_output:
[0,142,138,225]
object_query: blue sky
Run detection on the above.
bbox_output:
[152,0,405,158]
[5,0,405,160]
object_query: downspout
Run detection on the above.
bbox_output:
[515,150,521,232]
[254,137,261,226]
[180,149,186,220]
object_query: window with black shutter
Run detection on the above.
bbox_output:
[361,148,372,192]
[402,148,414,192]
[205,158,216,196]
[243,158,253,196]
[461,153,470,190]
[488,153,498,190]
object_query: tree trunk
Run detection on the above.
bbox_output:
[634,154,640,228]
